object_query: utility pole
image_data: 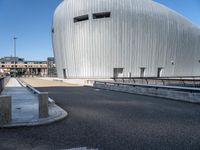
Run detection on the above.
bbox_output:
[13,37,17,77]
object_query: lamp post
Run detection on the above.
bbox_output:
[13,37,17,77]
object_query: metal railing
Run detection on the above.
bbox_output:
[111,76,200,87]
[94,80,200,93]
[17,78,55,104]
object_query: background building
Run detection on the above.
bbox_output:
[47,57,57,77]
[0,57,48,77]
[52,0,200,79]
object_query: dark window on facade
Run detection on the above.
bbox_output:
[93,12,111,19]
[52,28,54,33]
[113,68,124,78]
[74,15,89,23]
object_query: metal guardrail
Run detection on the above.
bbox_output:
[17,78,55,104]
[94,81,200,93]
[112,76,200,79]
[111,76,200,87]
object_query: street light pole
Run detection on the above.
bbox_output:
[13,37,17,77]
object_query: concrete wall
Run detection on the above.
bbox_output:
[0,77,10,94]
[93,82,200,103]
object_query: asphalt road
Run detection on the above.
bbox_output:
[1,82,200,150]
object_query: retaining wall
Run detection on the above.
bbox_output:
[93,81,200,103]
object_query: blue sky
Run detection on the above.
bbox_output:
[0,0,200,61]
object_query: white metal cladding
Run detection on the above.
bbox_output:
[52,0,200,79]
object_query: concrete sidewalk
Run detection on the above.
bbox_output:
[0,78,67,127]
[38,77,112,86]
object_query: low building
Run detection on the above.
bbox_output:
[0,57,48,77]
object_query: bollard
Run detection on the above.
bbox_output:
[0,96,11,124]
[38,92,49,118]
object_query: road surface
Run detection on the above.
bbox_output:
[0,78,200,150]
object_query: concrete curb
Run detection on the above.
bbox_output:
[0,78,68,128]
[0,105,68,128]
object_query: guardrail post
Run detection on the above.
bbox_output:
[38,92,49,118]
[0,96,11,124]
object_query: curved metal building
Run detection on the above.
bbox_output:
[52,0,200,79]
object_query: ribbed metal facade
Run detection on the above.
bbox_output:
[52,0,200,79]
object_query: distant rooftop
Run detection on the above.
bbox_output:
[0,57,47,63]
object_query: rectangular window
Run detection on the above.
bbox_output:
[74,15,89,23]
[93,12,111,19]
